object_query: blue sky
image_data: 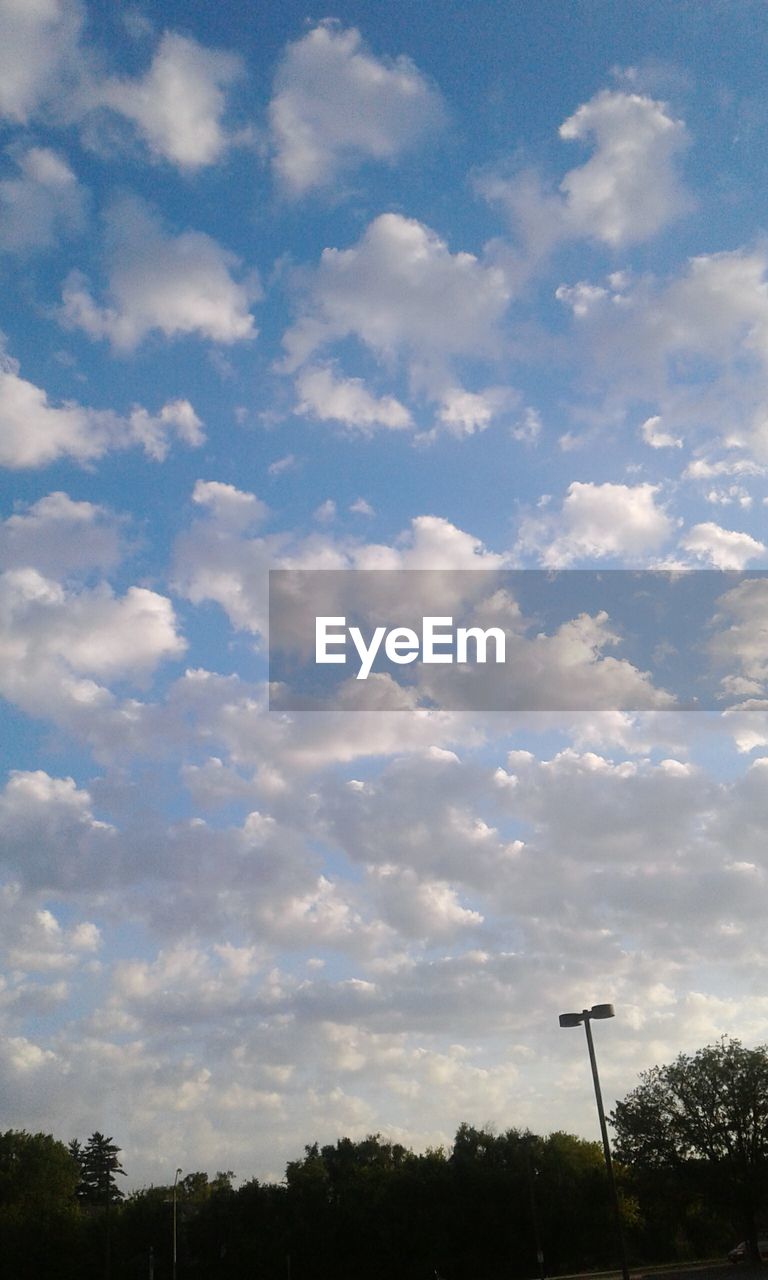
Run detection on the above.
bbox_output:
[4,0,768,1186]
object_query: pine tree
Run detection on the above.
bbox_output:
[77,1133,126,1205]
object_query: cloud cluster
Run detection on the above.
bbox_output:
[96,32,243,169]
[0,146,86,253]
[0,3,244,173]
[283,212,513,433]
[555,248,768,461]
[0,344,203,467]
[295,364,412,433]
[5,733,768,1182]
[0,491,121,575]
[482,88,690,253]
[270,21,443,196]
[62,195,258,350]
[0,0,83,124]
[517,481,674,566]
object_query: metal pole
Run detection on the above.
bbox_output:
[582,1013,630,1280]
[173,1169,181,1280]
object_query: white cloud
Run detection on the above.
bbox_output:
[0,0,83,124]
[270,20,443,196]
[296,365,412,432]
[435,386,516,437]
[0,884,100,974]
[173,484,507,640]
[0,345,203,468]
[313,499,336,524]
[0,146,85,252]
[482,88,689,253]
[96,32,243,169]
[0,568,186,726]
[0,492,122,576]
[125,399,205,460]
[555,249,768,460]
[282,213,511,423]
[0,771,114,891]
[680,522,767,570]
[518,481,674,566]
[192,479,267,529]
[686,458,765,480]
[703,486,752,509]
[706,581,768,704]
[61,195,258,350]
[557,89,690,246]
[284,214,509,371]
[268,454,297,479]
[369,865,483,938]
[511,406,542,443]
[640,415,682,449]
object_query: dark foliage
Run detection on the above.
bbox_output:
[0,1089,756,1280]
[611,1037,768,1266]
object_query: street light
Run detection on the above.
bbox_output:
[172,1168,182,1280]
[558,1004,629,1280]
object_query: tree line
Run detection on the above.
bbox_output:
[2,1037,767,1280]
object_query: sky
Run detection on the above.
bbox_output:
[4,0,768,1188]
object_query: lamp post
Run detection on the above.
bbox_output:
[172,1168,182,1280]
[558,1003,629,1280]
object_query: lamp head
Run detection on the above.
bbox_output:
[559,1012,583,1028]
[589,1003,615,1020]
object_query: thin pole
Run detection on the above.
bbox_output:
[582,1013,630,1280]
[173,1169,181,1280]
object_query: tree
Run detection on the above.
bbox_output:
[611,1037,768,1264]
[0,1130,80,1213]
[0,1131,83,1280]
[77,1133,126,1206]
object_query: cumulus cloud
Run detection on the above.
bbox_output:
[0,146,85,253]
[270,20,443,196]
[435,386,517,437]
[0,568,186,724]
[96,32,243,169]
[0,492,122,576]
[482,88,690,253]
[708,579,768,697]
[295,364,412,432]
[61,194,258,350]
[680,522,767,570]
[282,213,511,429]
[640,415,682,449]
[0,884,99,981]
[0,0,83,124]
[0,770,114,891]
[557,89,690,245]
[555,248,768,460]
[369,864,483,938]
[284,214,509,372]
[173,483,507,639]
[192,479,268,529]
[517,481,674,566]
[0,345,203,467]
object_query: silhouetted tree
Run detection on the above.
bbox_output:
[0,1131,83,1279]
[77,1133,126,1206]
[612,1037,768,1265]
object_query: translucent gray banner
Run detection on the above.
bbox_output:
[268,569,768,711]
